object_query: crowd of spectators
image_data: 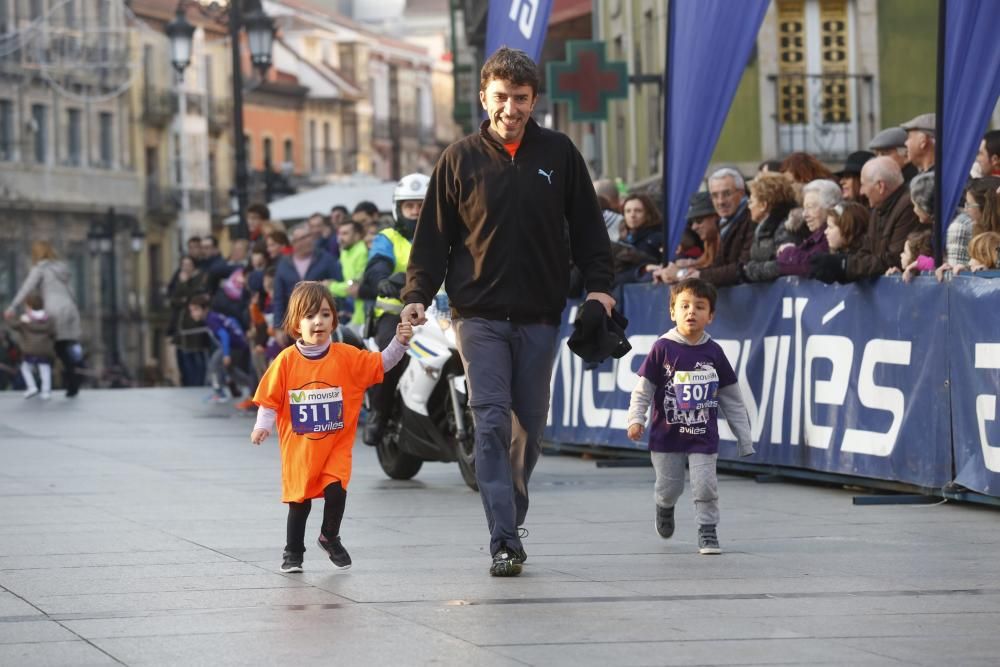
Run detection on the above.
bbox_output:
[599,118,1000,289]
[165,201,385,403]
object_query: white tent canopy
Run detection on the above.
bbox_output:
[224,177,397,226]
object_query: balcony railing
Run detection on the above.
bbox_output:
[767,72,875,161]
[373,119,391,141]
[210,188,232,218]
[143,88,178,127]
[208,99,232,135]
[145,183,178,216]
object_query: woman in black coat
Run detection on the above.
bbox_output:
[613,193,663,286]
[741,173,807,282]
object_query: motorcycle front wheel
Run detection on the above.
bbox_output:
[456,432,477,491]
[375,399,423,480]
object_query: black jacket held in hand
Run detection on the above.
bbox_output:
[402,118,614,324]
[567,299,631,368]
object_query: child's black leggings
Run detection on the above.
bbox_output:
[285,482,347,554]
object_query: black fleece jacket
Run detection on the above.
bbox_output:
[402,118,613,324]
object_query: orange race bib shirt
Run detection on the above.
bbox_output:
[253,343,384,502]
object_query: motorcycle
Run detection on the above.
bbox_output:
[366,295,478,490]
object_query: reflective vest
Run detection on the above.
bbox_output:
[373,227,412,318]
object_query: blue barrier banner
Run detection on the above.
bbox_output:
[485,0,554,63]
[546,278,953,489]
[949,276,1000,496]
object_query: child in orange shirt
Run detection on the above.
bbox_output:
[251,281,412,573]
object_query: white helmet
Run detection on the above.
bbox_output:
[392,173,430,225]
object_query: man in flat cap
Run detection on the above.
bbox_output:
[901,113,935,174]
[869,126,918,185]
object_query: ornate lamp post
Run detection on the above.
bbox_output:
[87,209,145,373]
[166,1,275,239]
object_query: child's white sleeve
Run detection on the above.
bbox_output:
[627,377,656,428]
[254,406,277,435]
[381,336,409,371]
[717,384,755,456]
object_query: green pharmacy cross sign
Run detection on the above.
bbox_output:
[546,40,629,122]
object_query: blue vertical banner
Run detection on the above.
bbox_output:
[662,0,769,260]
[938,0,1000,249]
[485,0,554,63]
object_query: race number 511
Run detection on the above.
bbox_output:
[508,0,539,39]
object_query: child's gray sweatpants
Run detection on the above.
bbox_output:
[651,452,719,527]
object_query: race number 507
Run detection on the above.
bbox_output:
[508,0,539,39]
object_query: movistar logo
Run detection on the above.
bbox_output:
[290,391,306,403]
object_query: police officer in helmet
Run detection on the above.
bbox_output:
[359,173,429,445]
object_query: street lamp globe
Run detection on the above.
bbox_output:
[165,7,195,74]
[243,9,275,72]
[130,227,147,254]
[87,225,103,255]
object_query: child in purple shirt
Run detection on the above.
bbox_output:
[627,278,754,554]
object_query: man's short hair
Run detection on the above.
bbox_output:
[708,167,745,191]
[670,278,718,314]
[480,46,540,96]
[985,130,1000,161]
[864,157,904,189]
[330,204,349,216]
[353,200,379,216]
[189,294,211,309]
[342,220,364,236]
[247,203,271,220]
[187,236,201,245]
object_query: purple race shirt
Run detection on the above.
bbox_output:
[637,337,738,454]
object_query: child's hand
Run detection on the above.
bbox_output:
[250,428,268,445]
[627,423,644,441]
[396,321,413,345]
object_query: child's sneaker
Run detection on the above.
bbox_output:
[489,545,522,577]
[317,534,351,569]
[23,388,39,399]
[655,505,675,539]
[234,398,256,412]
[698,524,721,555]
[204,390,227,404]
[280,550,303,573]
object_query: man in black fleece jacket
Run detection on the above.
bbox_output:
[401,47,614,577]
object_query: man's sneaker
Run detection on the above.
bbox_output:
[489,546,523,577]
[698,524,721,555]
[280,551,304,573]
[511,546,527,566]
[317,534,352,569]
[655,505,675,539]
[23,388,39,399]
